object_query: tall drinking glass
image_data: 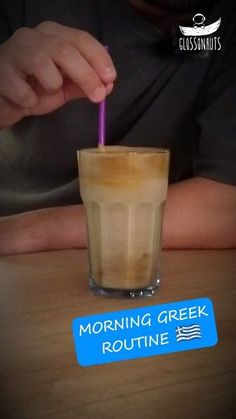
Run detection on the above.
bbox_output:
[78,146,169,298]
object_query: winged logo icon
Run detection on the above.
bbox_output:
[179,13,221,36]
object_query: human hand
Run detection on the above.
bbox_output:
[0,21,116,129]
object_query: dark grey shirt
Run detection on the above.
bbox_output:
[0,0,235,215]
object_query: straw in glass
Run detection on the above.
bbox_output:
[98,46,109,147]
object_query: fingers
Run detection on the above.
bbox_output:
[8,24,116,103]
[50,42,107,102]
[0,60,38,108]
[38,25,116,102]
[27,79,114,116]
[37,22,117,84]
[105,82,114,95]
[16,49,63,92]
[0,23,117,128]
[26,78,85,115]
[6,29,63,94]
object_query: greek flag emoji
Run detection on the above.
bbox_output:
[176,324,202,342]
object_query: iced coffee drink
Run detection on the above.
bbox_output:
[78,146,169,298]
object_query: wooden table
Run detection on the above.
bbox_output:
[0,249,235,419]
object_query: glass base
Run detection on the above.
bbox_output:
[89,276,160,298]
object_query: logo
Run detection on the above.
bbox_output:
[179,13,221,36]
[179,13,222,52]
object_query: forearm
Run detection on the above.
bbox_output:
[0,205,87,255]
[163,177,236,249]
[0,177,235,255]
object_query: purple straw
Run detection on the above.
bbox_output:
[98,46,108,147]
[98,99,106,146]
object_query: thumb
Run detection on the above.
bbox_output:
[0,97,26,129]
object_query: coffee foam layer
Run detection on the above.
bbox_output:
[78,146,170,188]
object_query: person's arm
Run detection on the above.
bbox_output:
[0,177,235,255]
[0,204,87,255]
[162,177,236,249]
